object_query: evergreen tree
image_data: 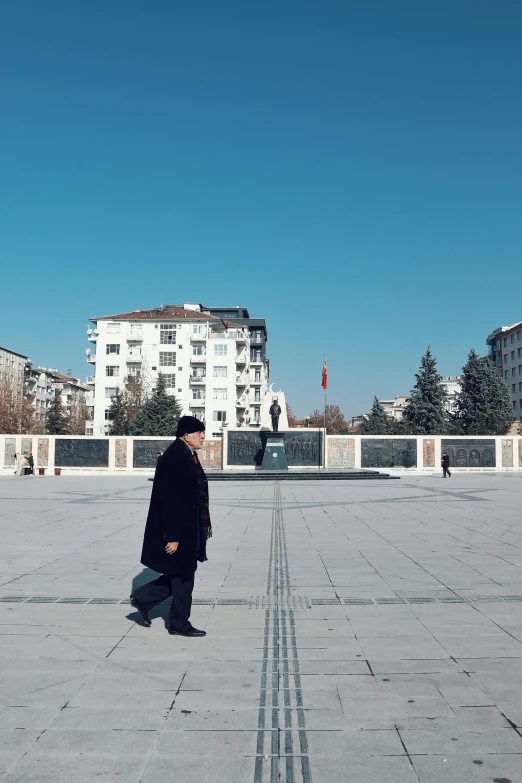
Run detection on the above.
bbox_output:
[402,347,448,434]
[452,349,515,435]
[45,394,69,434]
[359,396,391,434]
[130,374,182,436]
[108,389,131,436]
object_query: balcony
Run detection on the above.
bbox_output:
[250,356,263,364]
[87,329,99,343]
[250,335,264,345]
[86,354,96,364]
[235,353,247,364]
[126,353,143,363]
[190,375,206,385]
[236,398,248,408]
[190,332,207,341]
[189,398,206,406]
[235,373,247,386]
[128,327,143,342]
[190,354,206,363]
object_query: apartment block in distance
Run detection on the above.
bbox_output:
[86,302,270,436]
[487,320,522,423]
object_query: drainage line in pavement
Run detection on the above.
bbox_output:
[254,482,312,783]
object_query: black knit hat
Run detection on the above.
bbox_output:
[176,415,205,437]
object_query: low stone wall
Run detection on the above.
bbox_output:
[2,432,521,475]
[0,435,223,475]
[326,435,520,471]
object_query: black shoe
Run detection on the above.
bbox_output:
[168,625,206,637]
[130,595,151,627]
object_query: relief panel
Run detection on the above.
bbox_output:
[55,439,109,468]
[441,439,495,468]
[115,439,127,468]
[361,439,417,468]
[327,438,355,468]
[37,438,49,467]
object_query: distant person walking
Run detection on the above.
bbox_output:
[27,453,34,475]
[131,416,212,637]
[442,452,451,478]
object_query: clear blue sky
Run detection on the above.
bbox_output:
[1,0,521,418]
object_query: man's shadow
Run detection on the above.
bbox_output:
[127,568,170,627]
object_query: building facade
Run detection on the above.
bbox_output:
[86,303,270,437]
[487,321,522,421]
[24,368,94,429]
[0,346,29,395]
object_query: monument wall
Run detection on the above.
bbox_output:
[1,432,522,474]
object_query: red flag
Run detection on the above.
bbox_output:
[321,358,328,390]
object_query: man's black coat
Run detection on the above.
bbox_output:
[140,438,209,576]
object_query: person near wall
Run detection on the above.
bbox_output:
[442,452,451,478]
[27,453,34,475]
[130,416,212,637]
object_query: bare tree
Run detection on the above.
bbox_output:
[123,367,151,428]
[0,377,36,434]
[67,395,91,435]
[307,404,350,435]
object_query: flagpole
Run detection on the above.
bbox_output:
[323,355,327,469]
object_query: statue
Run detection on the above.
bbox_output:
[269,398,282,432]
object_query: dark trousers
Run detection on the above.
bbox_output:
[134,573,195,630]
[443,466,451,478]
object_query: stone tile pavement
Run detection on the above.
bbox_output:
[1,473,522,781]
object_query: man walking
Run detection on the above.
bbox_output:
[442,452,451,478]
[130,416,211,637]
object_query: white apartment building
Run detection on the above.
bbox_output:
[0,346,29,395]
[86,303,270,436]
[24,368,94,427]
[487,321,522,421]
[440,376,461,414]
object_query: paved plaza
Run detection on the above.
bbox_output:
[1,474,522,781]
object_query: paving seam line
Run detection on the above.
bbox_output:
[254,482,312,783]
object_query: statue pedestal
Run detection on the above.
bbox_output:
[260,431,288,471]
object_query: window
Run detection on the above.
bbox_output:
[519,349,522,358]
[214,344,228,356]
[106,366,119,377]
[504,354,508,364]
[213,411,227,422]
[254,406,260,424]
[511,334,515,344]
[159,351,176,366]
[519,382,522,391]
[518,331,521,341]
[86,427,94,436]
[512,384,516,393]
[505,370,509,379]
[192,345,205,356]
[192,389,205,400]
[213,388,227,400]
[104,409,114,420]
[105,387,117,398]
[497,341,501,350]
[254,390,261,401]
[192,324,206,336]
[107,323,120,333]
[128,366,141,377]
[162,373,176,388]
[513,401,517,410]
[520,365,522,374]
[255,369,261,382]
[213,366,227,377]
[160,324,176,344]
[504,337,508,347]
[106,344,120,355]
[512,351,516,360]
[512,368,516,376]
